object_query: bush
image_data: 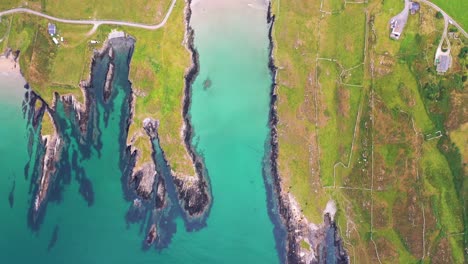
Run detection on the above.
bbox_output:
[423,82,444,101]
[435,11,443,19]
[458,46,468,59]
[451,74,464,91]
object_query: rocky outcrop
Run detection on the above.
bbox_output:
[60,93,87,132]
[172,175,210,217]
[129,118,159,199]
[132,161,157,199]
[146,224,157,245]
[103,62,115,102]
[33,110,62,215]
[155,176,166,209]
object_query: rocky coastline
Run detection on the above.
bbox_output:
[130,118,159,199]
[25,35,132,227]
[24,92,63,222]
[125,0,212,223]
[266,3,349,263]
[175,0,212,219]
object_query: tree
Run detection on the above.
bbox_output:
[423,82,443,101]
[435,11,443,19]
[458,46,468,59]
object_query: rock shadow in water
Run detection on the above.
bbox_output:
[77,175,94,207]
[8,179,15,208]
[47,225,59,252]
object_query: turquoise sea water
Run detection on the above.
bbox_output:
[0,0,280,263]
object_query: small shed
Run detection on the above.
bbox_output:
[410,2,420,15]
[48,23,56,35]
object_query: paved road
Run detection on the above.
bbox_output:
[419,0,468,38]
[0,0,177,31]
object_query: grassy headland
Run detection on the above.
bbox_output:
[271,0,466,262]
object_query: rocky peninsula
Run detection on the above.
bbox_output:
[21,6,211,240]
[125,0,212,228]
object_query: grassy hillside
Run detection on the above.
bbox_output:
[271,0,466,262]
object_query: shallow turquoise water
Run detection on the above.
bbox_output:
[0,0,280,263]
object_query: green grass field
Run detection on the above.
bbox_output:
[273,0,466,262]
[431,0,468,29]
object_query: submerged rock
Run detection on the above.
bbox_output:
[8,180,15,208]
[47,225,59,251]
[146,224,157,245]
[155,176,166,209]
[203,77,212,89]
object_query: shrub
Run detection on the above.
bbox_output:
[423,82,444,101]
[458,46,468,59]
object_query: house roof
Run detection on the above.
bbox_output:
[436,55,450,72]
[411,2,420,12]
[391,21,404,39]
[48,23,56,35]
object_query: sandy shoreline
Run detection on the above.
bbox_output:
[0,54,28,102]
[0,54,21,76]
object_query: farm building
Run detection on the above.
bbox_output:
[48,23,56,35]
[390,19,403,39]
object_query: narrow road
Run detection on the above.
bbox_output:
[0,0,177,32]
[418,0,468,38]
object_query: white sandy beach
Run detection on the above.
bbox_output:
[0,54,28,103]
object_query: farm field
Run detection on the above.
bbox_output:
[272,0,467,262]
